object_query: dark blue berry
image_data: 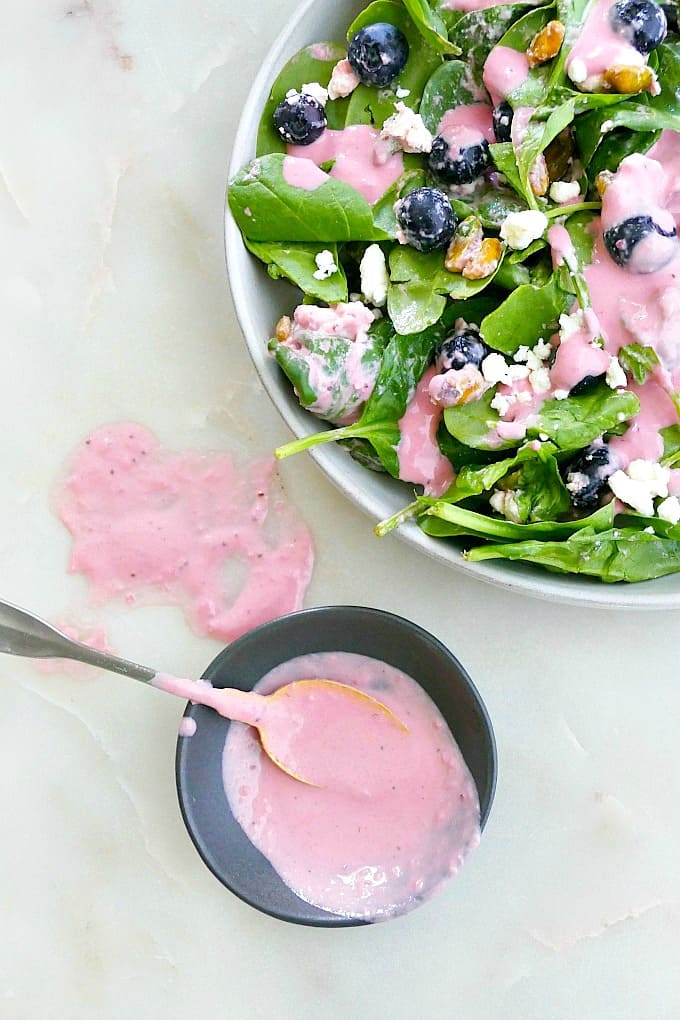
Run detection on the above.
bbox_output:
[564,444,614,510]
[428,137,490,185]
[436,327,489,372]
[347,22,409,86]
[273,92,326,145]
[492,102,513,143]
[604,214,677,268]
[569,373,606,396]
[397,187,457,252]
[609,0,667,53]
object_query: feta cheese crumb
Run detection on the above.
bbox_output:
[658,495,680,524]
[568,58,588,84]
[490,489,523,524]
[380,102,433,154]
[600,119,614,134]
[549,180,581,204]
[490,391,512,415]
[327,58,361,100]
[359,244,388,307]
[605,356,627,390]
[513,346,530,363]
[508,364,530,382]
[313,249,339,280]
[608,460,670,516]
[554,389,569,400]
[301,81,329,106]
[559,309,585,340]
[481,352,511,385]
[395,86,411,98]
[529,366,551,394]
[500,210,549,250]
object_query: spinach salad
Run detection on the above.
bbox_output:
[228,0,680,583]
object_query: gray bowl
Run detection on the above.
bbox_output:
[175,605,497,927]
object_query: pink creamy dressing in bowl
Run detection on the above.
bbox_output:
[175,607,496,926]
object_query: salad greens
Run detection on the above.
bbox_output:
[227,0,680,583]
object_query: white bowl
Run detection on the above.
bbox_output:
[225,0,680,609]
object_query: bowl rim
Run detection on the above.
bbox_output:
[175,604,497,926]
[224,0,680,610]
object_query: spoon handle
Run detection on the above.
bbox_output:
[0,599,156,683]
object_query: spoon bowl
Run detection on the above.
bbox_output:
[176,605,497,927]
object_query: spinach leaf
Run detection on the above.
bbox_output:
[433,440,556,502]
[511,453,571,522]
[436,422,508,471]
[488,142,525,198]
[516,101,576,206]
[497,6,555,108]
[466,526,680,581]
[447,4,535,84]
[420,60,479,134]
[586,127,660,180]
[402,0,461,54]
[420,498,614,541]
[345,2,442,127]
[617,343,660,385]
[530,384,639,450]
[387,245,502,334]
[660,424,680,467]
[451,181,528,229]
[480,275,571,355]
[228,154,388,242]
[256,42,349,156]
[245,240,348,302]
[444,387,519,451]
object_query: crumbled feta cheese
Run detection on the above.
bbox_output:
[327,58,361,100]
[481,352,511,385]
[538,432,549,442]
[605,356,627,389]
[554,389,569,400]
[559,309,585,340]
[566,470,588,495]
[568,58,588,84]
[529,366,551,394]
[380,102,433,154]
[534,339,552,361]
[301,81,329,106]
[500,210,549,250]
[515,341,551,373]
[490,489,522,524]
[313,249,339,280]
[600,119,614,134]
[359,244,388,307]
[608,460,670,516]
[658,495,680,524]
[516,391,533,404]
[395,86,411,98]
[643,526,656,534]
[513,346,530,363]
[549,180,581,204]
[490,391,512,416]
[508,364,530,382]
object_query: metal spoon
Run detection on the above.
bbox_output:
[0,598,405,785]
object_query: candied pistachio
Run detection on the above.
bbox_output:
[595,170,615,198]
[445,216,483,273]
[527,20,565,68]
[529,154,549,197]
[544,128,573,183]
[462,237,503,280]
[275,315,292,341]
[603,64,655,94]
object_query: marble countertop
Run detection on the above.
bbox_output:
[2,2,679,1017]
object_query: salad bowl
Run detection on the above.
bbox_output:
[225,0,680,609]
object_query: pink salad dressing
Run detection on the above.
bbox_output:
[437,104,495,151]
[281,155,328,192]
[565,0,646,89]
[482,46,529,107]
[55,424,314,643]
[222,651,481,921]
[397,367,455,497]
[287,125,404,205]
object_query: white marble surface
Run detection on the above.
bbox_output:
[2,2,680,1017]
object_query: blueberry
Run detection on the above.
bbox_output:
[347,22,409,86]
[396,187,457,252]
[273,92,327,145]
[492,102,513,143]
[428,137,490,185]
[609,0,667,53]
[435,327,489,372]
[603,214,677,269]
[564,444,614,511]
[569,373,606,396]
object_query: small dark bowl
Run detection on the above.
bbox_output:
[175,606,497,927]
